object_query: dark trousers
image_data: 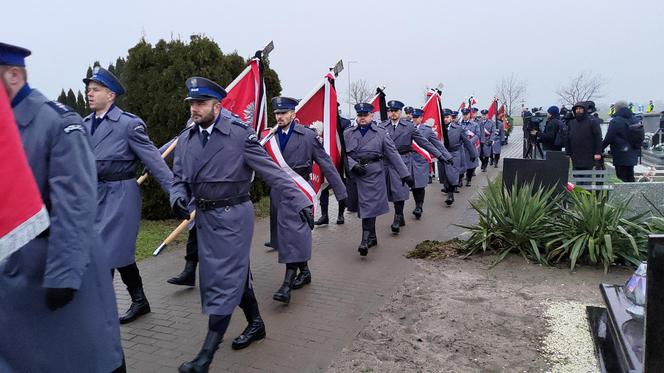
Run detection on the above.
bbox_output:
[615,165,635,182]
[412,188,425,203]
[362,217,376,238]
[113,262,143,289]
[185,226,199,263]
[480,156,490,170]
[465,168,476,181]
[319,186,345,216]
[393,201,404,215]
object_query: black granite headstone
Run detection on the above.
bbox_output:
[502,151,569,194]
[645,234,664,372]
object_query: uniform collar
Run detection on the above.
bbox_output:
[11,83,32,108]
[105,104,122,122]
[278,120,296,135]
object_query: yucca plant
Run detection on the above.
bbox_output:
[546,189,650,272]
[460,179,562,266]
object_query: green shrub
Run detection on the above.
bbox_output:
[545,189,650,272]
[460,180,562,266]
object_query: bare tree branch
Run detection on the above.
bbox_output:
[344,79,373,106]
[556,72,605,106]
[494,73,527,117]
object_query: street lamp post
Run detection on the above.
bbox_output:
[347,60,358,117]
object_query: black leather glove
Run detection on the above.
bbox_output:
[445,158,454,165]
[402,175,415,188]
[172,198,190,220]
[470,157,477,163]
[299,206,314,230]
[351,164,367,176]
[45,287,76,311]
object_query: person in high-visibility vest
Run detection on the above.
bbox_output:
[608,104,615,117]
[647,100,655,113]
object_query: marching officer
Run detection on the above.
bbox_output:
[380,100,445,233]
[170,77,313,372]
[345,102,409,256]
[403,106,414,122]
[82,66,174,324]
[410,108,452,218]
[478,109,494,172]
[491,114,506,168]
[0,43,124,372]
[459,108,480,186]
[440,109,476,206]
[268,96,347,304]
[315,111,351,225]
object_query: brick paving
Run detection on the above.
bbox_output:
[115,130,524,372]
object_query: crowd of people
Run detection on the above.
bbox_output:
[1,40,507,373]
[522,101,645,182]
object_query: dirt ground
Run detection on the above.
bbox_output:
[328,253,632,373]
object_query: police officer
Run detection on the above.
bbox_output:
[0,43,124,372]
[315,110,351,225]
[268,96,347,303]
[478,109,494,172]
[380,100,445,233]
[459,108,480,186]
[440,109,477,205]
[403,106,414,122]
[170,77,313,372]
[82,66,174,324]
[411,108,452,218]
[345,103,409,255]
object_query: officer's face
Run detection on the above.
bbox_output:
[190,99,219,127]
[388,109,400,121]
[443,116,453,125]
[463,114,470,121]
[0,65,27,100]
[275,110,296,127]
[406,114,413,121]
[86,82,115,111]
[413,117,422,125]
[356,113,372,126]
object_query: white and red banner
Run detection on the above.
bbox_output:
[263,133,318,215]
[486,98,498,121]
[467,130,481,151]
[295,73,341,196]
[369,88,387,122]
[422,90,444,140]
[0,86,49,262]
[411,141,432,163]
[221,57,268,135]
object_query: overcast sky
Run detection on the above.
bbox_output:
[3,0,662,115]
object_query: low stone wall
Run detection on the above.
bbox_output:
[611,182,664,216]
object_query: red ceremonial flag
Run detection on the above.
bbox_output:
[295,73,341,196]
[486,98,498,120]
[0,87,49,262]
[221,57,268,135]
[459,101,467,111]
[369,87,387,122]
[422,90,444,140]
[497,104,506,118]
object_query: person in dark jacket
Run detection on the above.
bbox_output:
[602,101,639,182]
[540,106,563,152]
[566,101,603,172]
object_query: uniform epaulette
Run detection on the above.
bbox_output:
[121,111,138,118]
[46,101,74,115]
[232,119,249,129]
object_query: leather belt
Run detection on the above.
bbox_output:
[196,195,251,211]
[98,172,135,182]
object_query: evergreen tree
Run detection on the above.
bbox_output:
[66,89,77,109]
[76,91,87,116]
[56,89,67,105]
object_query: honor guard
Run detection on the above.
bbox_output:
[459,108,480,186]
[380,100,446,233]
[82,66,174,324]
[268,96,347,304]
[478,109,494,172]
[403,105,414,122]
[344,103,409,256]
[492,114,506,167]
[170,78,313,372]
[440,109,477,205]
[0,43,124,372]
[410,108,452,218]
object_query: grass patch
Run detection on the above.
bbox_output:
[136,197,271,261]
[406,239,463,260]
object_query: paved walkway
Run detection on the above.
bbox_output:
[116,130,524,372]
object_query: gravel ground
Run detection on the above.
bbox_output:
[328,254,631,373]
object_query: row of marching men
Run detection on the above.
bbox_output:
[0,40,503,373]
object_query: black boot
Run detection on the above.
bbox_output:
[390,214,400,234]
[445,192,455,206]
[398,214,406,227]
[273,267,296,304]
[167,260,197,286]
[413,202,423,219]
[292,263,312,289]
[358,230,370,256]
[453,185,460,193]
[314,214,329,226]
[466,178,472,187]
[232,289,266,350]
[336,213,345,225]
[368,231,378,248]
[119,286,150,324]
[178,330,223,373]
